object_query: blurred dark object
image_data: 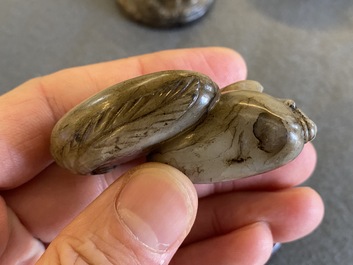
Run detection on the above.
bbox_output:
[117,0,215,28]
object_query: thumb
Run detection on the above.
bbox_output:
[36,163,198,265]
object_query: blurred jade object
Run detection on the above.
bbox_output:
[116,0,215,28]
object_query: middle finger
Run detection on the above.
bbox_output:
[184,187,324,245]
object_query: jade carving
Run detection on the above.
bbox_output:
[116,0,215,27]
[50,70,316,183]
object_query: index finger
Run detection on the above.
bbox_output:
[0,47,247,188]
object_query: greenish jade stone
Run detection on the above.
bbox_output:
[50,70,317,183]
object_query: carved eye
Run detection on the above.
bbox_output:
[284,99,297,110]
[253,112,288,154]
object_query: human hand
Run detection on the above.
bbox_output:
[0,47,324,264]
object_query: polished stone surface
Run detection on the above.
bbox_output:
[51,73,314,182]
[150,80,316,183]
[50,70,219,175]
[1,0,353,264]
[117,0,214,27]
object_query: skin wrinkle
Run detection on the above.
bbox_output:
[82,67,100,99]
[39,75,82,120]
[55,237,88,265]
[134,56,148,79]
[193,50,228,85]
[0,113,52,188]
[190,187,322,244]
[76,240,114,265]
[34,77,62,125]
[196,53,218,84]
[56,228,138,265]
[172,222,273,265]
[210,205,226,240]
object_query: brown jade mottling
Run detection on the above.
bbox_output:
[50,70,317,183]
[116,0,215,28]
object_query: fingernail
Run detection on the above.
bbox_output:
[116,167,194,252]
